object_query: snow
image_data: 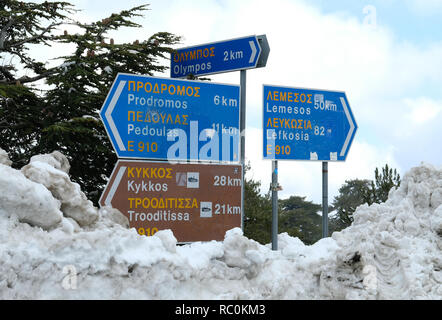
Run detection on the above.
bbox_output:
[103,66,112,74]
[0,163,63,229]
[316,209,338,218]
[81,115,99,121]
[0,148,440,299]
[21,151,98,227]
[59,61,75,74]
[0,149,12,166]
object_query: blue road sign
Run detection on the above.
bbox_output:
[263,85,357,161]
[171,35,262,78]
[100,73,240,162]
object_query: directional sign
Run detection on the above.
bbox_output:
[100,73,240,162]
[99,160,242,243]
[263,85,357,161]
[171,35,263,78]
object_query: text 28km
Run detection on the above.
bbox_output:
[214,175,241,187]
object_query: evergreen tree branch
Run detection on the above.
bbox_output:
[0,67,59,84]
[7,22,62,49]
[0,18,14,50]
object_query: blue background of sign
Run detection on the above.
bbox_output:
[171,36,261,78]
[100,73,240,162]
[263,85,357,161]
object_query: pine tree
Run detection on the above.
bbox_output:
[243,164,305,244]
[279,196,321,244]
[0,1,74,82]
[330,179,372,230]
[0,1,74,167]
[330,164,401,232]
[1,1,181,204]
[243,163,273,244]
[40,4,180,203]
[370,164,401,203]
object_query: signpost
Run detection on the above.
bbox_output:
[99,35,270,244]
[170,35,270,236]
[170,35,264,78]
[99,73,240,162]
[99,160,242,243]
[263,85,357,245]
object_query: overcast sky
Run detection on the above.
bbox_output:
[25,0,442,204]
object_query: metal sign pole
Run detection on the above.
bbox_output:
[322,161,328,238]
[240,70,246,231]
[272,160,278,250]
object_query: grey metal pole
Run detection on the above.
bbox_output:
[322,161,328,238]
[272,160,278,250]
[240,70,246,231]
[240,72,246,162]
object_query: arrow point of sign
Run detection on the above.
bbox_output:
[104,166,126,206]
[340,97,356,157]
[249,40,257,64]
[105,80,127,152]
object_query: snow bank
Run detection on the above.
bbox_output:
[0,149,440,299]
[0,163,63,229]
[326,163,442,299]
[0,148,12,166]
[21,151,98,227]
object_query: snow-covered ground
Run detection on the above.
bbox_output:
[0,149,441,299]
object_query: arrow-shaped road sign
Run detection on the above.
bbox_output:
[263,85,357,161]
[99,160,243,243]
[171,35,266,78]
[100,73,240,162]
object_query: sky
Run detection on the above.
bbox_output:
[24,0,442,204]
